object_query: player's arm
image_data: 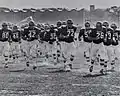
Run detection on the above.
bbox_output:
[78,29,84,41]
[23,28,28,40]
[56,27,62,40]
[8,30,12,44]
[73,27,77,41]
[19,30,22,43]
[89,29,99,40]
[118,30,120,41]
[38,29,44,43]
[36,28,41,39]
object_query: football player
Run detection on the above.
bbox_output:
[90,22,106,74]
[102,22,114,71]
[0,22,12,68]
[62,21,67,26]
[78,22,92,67]
[57,21,62,28]
[57,19,77,72]
[10,25,21,63]
[110,23,120,70]
[22,21,40,70]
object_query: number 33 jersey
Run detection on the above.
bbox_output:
[0,28,11,42]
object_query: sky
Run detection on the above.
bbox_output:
[0,0,120,9]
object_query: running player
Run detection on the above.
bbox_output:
[22,21,40,70]
[102,22,114,72]
[78,22,92,66]
[57,19,77,72]
[90,22,106,74]
[0,23,12,68]
[110,23,120,70]
[10,25,21,63]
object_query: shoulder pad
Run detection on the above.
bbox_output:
[54,29,58,31]
[80,28,84,30]
[73,25,77,28]
[24,27,29,29]
[102,26,106,29]
[7,28,11,30]
[62,25,67,28]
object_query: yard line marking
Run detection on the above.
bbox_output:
[72,84,120,88]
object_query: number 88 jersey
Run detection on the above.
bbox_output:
[0,28,11,42]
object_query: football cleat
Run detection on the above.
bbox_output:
[5,58,8,61]
[111,66,115,71]
[57,54,60,57]
[57,50,60,53]
[89,66,93,72]
[64,60,66,63]
[45,54,49,58]
[84,52,86,58]
[100,69,106,75]
[9,55,12,58]
[4,64,8,68]
[26,61,30,67]
[64,65,71,72]
[69,64,72,69]
[54,57,56,60]
[13,57,16,60]
[33,66,37,70]
[40,52,42,55]
[53,54,56,56]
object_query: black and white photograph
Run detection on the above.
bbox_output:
[0,0,120,95]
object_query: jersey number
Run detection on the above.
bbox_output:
[107,32,111,39]
[97,32,104,39]
[51,33,56,39]
[13,33,19,39]
[67,29,74,37]
[85,30,91,38]
[113,33,118,41]
[2,32,9,38]
[29,30,36,38]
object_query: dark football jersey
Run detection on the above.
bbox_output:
[39,28,45,41]
[112,29,120,46]
[103,28,113,46]
[23,27,40,41]
[0,28,11,42]
[57,25,77,43]
[42,29,50,42]
[91,28,105,44]
[79,28,92,43]
[49,28,57,42]
[11,30,21,42]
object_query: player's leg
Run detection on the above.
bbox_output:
[98,43,108,74]
[83,42,91,66]
[26,41,31,67]
[90,43,100,73]
[3,42,11,68]
[64,42,75,72]
[111,45,120,71]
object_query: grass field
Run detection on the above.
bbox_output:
[0,43,120,96]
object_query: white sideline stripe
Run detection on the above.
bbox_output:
[72,84,120,89]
